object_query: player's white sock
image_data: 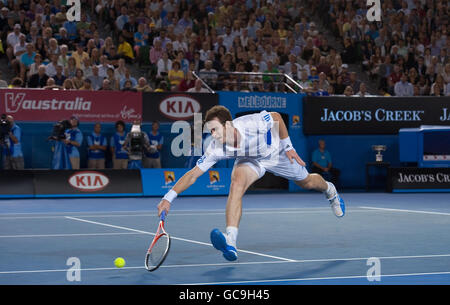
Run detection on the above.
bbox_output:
[324,182,337,200]
[226,226,238,248]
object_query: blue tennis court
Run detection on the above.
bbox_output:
[1,192,450,285]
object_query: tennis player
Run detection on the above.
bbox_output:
[157,105,345,261]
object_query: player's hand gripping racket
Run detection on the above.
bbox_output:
[145,210,171,271]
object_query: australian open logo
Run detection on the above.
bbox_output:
[291,115,301,129]
[209,171,220,184]
[163,171,176,186]
[207,170,225,191]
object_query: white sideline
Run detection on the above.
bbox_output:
[360,206,450,216]
[65,216,297,262]
[1,253,450,275]
[184,271,450,285]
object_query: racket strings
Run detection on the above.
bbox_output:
[148,233,169,269]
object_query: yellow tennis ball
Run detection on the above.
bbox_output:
[114,257,126,268]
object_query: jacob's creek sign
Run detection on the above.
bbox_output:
[388,167,450,192]
[320,108,425,122]
[0,89,142,123]
[303,96,450,134]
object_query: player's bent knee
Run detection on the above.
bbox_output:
[295,175,315,190]
[230,166,257,195]
[229,181,247,197]
[230,175,248,195]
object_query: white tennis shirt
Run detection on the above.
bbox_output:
[196,110,280,172]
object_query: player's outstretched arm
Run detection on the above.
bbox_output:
[157,165,205,216]
[270,112,306,166]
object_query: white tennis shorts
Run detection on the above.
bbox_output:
[233,148,309,182]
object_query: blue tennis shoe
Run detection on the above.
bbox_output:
[329,193,345,218]
[210,229,238,261]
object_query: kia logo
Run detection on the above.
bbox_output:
[159,94,201,120]
[68,171,109,192]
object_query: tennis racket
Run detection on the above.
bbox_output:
[145,210,171,272]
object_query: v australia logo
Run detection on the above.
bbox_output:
[2,92,92,112]
[4,92,26,113]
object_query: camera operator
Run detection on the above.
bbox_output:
[122,120,151,169]
[51,116,83,170]
[65,116,83,169]
[1,115,24,170]
[50,119,72,169]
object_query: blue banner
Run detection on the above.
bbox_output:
[218,91,307,192]
[141,168,232,196]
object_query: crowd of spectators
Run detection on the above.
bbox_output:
[319,0,449,96]
[0,0,448,96]
[0,0,151,92]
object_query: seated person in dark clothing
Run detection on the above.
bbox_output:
[311,139,340,187]
[107,45,121,67]
[122,13,139,45]
[341,37,357,64]
[53,65,67,86]
[333,75,346,94]
[27,64,49,88]
[121,79,137,92]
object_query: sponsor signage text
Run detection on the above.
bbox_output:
[388,167,450,192]
[33,169,142,196]
[0,89,142,123]
[68,171,110,192]
[158,94,201,120]
[303,96,450,134]
[143,92,218,122]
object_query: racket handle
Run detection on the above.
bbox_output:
[160,210,167,221]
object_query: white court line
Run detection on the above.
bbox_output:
[0,232,141,238]
[0,208,379,220]
[0,261,309,275]
[0,267,143,274]
[360,206,450,216]
[1,208,322,219]
[0,207,330,217]
[1,254,450,276]
[0,211,321,220]
[65,216,296,262]
[183,271,450,285]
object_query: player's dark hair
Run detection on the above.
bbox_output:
[205,105,232,126]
